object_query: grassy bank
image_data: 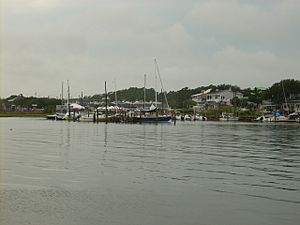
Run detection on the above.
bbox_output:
[195,106,260,122]
[0,112,48,117]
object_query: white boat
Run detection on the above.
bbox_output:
[219,112,239,121]
[46,112,66,120]
[184,114,192,121]
[254,115,272,122]
[256,112,299,123]
[175,115,182,120]
[80,112,106,122]
[195,115,207,121]
[47,82,67,120]
[178,114,207,121]
[64,111,81,121]
[79,114,94,122]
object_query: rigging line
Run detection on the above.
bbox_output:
[143,74,147,108]
[281,80,289,114]
[154,59,169,109]
[154,61,158,107]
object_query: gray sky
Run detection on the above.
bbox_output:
[1,0,300,98]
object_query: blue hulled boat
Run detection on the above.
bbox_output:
[136,115,172,123]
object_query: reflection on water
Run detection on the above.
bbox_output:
[0,118,300,225]
[104,123,108,149]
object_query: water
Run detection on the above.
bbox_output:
[0,118,299,225]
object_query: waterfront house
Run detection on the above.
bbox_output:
[260,99,300,114]
[260,100,278,113]
[284,99,300,113]
[192,89,243,108]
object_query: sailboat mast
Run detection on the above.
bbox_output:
[281,80,289,114]
[143,74,147,108]
[114,79,118,107]
[154,59,169,109]
[67,80,71,120]
[105,81,108,124]
[155,66,158,108]
[61,81,64,113]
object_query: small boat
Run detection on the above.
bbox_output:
[194,115,207,121]
[135,115,172,123]
[46,112,66,120]
[175,115,182,120]
[47,82,67,120]
[219,112,239,121]
[79,112,107,122]
[133,59,172,123]
[255,112,299,123]
[79,114,95,122]
[270,112,299,123]
[135,105,171,123]
[254,115,272,122]
[184,114,192,121]
[64,111,81,121]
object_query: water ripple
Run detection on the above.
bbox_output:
[1,118,300,225]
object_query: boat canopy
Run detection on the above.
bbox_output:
[97,106,125,111]
[70,103,85,110]
[141,104,157,113]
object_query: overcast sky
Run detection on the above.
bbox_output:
[1,0,300,98]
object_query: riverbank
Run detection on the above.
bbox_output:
[0,112,48,117]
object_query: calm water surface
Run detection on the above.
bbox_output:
[0,118,299,225]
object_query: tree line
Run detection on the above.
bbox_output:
[107,79,300,109]
[1,79,299,112]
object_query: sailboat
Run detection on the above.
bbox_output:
[46,81,67,120]
[255,81,298,123]
[135,59,172,123]
[269,81,297,122]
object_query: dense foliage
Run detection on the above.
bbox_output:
[264,79,300,104]
[2,95,61,113]
[108,87,156,102]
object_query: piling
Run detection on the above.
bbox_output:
[96,109,99,123]
[105,81,108,124]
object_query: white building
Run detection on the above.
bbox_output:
[192,89,243,108]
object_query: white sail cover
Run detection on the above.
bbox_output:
[149,104,157,111]
[97,106,125,111]
[70,103,85,110]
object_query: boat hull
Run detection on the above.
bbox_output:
[135,115,172,123]
[219,117,239,121]
[46,113,66,120]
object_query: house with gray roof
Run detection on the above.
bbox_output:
[192,89,243,108]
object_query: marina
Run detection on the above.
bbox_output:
[1,1,300,224]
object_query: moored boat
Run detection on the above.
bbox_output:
[46,112,66,120]
[255,112,299,123]
[135,115,172,123]
[254,114,272,122]
[219,112,239,121]
[133,59,172,123]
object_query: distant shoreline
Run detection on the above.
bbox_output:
[0,112,48,117]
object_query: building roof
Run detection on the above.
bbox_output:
[191,89,212,98]
[192,89,243,97]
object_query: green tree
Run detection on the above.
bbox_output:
[266,79,300,104]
